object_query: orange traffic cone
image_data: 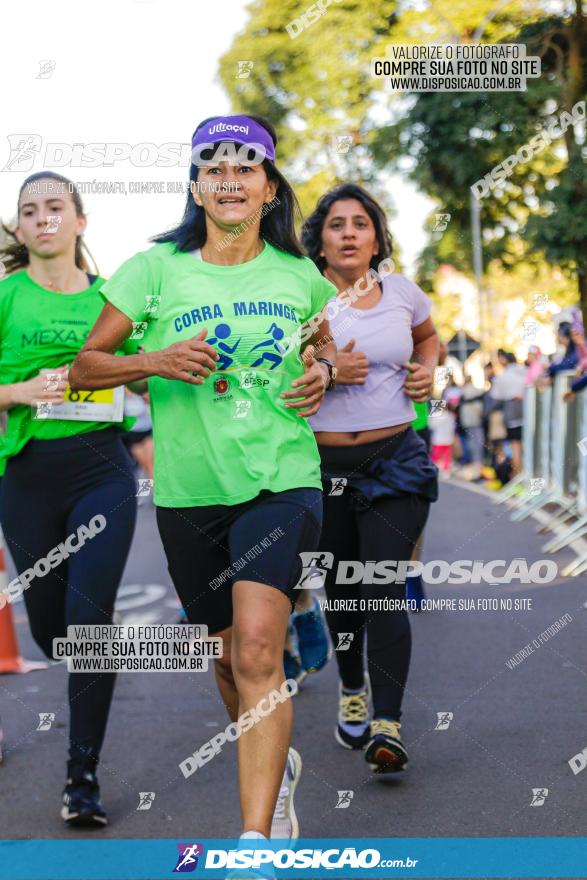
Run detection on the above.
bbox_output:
[0,541,47,673]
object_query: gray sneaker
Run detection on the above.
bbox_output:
[270,747,302,839]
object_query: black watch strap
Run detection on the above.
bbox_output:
[316,357,337,390]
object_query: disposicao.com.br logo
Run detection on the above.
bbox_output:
[198,845,416,872]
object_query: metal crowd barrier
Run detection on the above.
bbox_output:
[494,370,587,575]
[492,382,549,505]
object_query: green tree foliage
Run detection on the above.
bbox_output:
[219,0,586,314]
[371,5,587,310]
[219,0,397,213]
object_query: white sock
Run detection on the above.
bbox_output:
[240,831,267,840]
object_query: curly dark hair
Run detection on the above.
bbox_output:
[301,183,393,275]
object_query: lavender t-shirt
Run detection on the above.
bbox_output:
[310,274,431,432]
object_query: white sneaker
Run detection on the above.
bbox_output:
[224,833,276,880]
[270,747,302,839]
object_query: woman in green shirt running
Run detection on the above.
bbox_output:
[0,172,138,827]
[71,115,337,852]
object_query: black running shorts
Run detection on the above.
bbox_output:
[156,488,322,634]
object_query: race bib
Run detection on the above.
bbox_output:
[34,385,125,423]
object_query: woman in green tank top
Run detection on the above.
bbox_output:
[70,114,337,851]
[0,172,138,828]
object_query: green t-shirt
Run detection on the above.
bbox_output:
[412,400,429,431]
[0,271,136,463]
[101,241,336,507]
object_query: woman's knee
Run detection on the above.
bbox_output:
[232,631,282,683]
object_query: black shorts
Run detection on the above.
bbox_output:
[121,429,153,449]
[156,488,322,634]
[506,426,522,442]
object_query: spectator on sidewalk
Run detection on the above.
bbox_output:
[547,322,578,379]
[458,372,486,480]
[524,345,545,386]
[490,352,526,477]
[563,328,587,402]
[444,377,464,464]
[482,362,496,464]
[430,402,455,474]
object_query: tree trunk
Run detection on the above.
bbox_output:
[567,0,586,317]
[580,259,587,333]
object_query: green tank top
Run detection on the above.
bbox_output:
[0,270,137,465]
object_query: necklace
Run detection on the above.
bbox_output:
[29,268,88,293]
[39,278,64,292]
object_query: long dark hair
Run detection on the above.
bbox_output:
[0,171,98,275]
[558,321,576,360]
[301,183,393,275]
[152,115,304,257]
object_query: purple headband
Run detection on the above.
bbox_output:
[191,115,275,165]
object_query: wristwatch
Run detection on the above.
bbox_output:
[316,357,338,391]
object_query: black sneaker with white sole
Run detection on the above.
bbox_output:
[62,769,107,827]
[365,719,408,774]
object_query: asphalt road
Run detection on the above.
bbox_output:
[1,480,586,856]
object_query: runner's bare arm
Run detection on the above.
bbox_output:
[282,316,337,417]
[403,317,439,402]
[70,302,219,390]
[0,368,68,412]
[301,316,337,366]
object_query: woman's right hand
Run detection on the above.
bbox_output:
[147,328,219,385]
[13,367,69,406]
[336,339,369,385]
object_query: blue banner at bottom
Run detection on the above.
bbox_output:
[1,838,586,880]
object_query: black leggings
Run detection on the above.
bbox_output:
[0,428,137,773]
[319,439,430,721]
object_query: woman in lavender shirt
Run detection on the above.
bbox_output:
[302,184,439,773]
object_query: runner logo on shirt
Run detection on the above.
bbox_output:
[208,323,242,370]
[249,322,286,369]
[207,321,287,371]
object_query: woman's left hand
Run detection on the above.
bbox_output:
[281,345,328,417]
[403,361,434,402]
